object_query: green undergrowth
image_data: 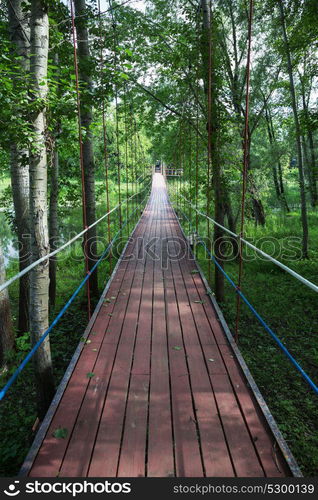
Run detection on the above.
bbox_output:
[177,205,318,476]
[0,195,146,476]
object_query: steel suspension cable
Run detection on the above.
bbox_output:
[0,191,149,295]
[179,122,183,215]
[115,90,122,227]
[109,0,122,228]
[189,121,192,235]
[98,0,112,274]
[195,57,199,256]
[235,0,254,342]
[136,131,146,181]
[70,0,91,319]
[177,125,181,211]
[133,116,138,215]
[177,193,318,294]
[174,204,318,396]
[0,191,150,402]
[206,0,212,284]
[123,84,129,233]
[128,104,134,214]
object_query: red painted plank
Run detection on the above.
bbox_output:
[87,204,155,477]
[117,209,155,477]
[147,198,174,477]
[28,175,291,479]
[30,206,148,477]
[211,373,265,476]
[218,343,288,477]
[166,209,233,477]
[169,212,287,476]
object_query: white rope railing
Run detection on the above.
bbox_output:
[0,181,152,293]
[178,193,318,294]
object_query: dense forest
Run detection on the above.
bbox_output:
[0,0,317,477]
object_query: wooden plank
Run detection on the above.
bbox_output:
[207,373,265,476]
[170,209,286,476]
[147,193,174,477]
[57,227,150,477]
[29,208,149,477]
[171,217,228,345]
[218,343,288,477]
[166,206,233,477]
[87,201,155,477]
[164,282,203,477]
[27,174,295,478]
[164,210,205,477]
[117,198,157,477]
[185,251,289,476]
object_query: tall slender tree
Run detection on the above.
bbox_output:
[74,0,98,298]
[0,245,14,368]
[299,65,317,207]
[278,0,309,258]
[201,0,225,301]
[29,0,54,418]
[7,0,31,334]
[49,53,60,307]
[48,125,59,307]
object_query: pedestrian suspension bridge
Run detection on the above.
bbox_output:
[1,0,318,479]
[14,175,298,475]
[1,173,318,477]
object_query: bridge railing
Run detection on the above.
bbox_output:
[168,190,318,396]
[0,181,152,401]
[165,168,183,177]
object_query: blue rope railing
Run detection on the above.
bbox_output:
[0,194,149,402]
[174,204,318,396]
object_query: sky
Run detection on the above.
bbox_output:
[61,0,146,13]
[99,0,145,11]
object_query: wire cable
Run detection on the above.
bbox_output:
[235,0,254,342]
[0,190,151,402]
[173,203,318,396]
[178,193,318,294]
[0,185,150,294]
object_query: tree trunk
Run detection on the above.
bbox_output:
[300,80,318,207]
[251,196,266,226]
[264,100,290,211]
[277,160,284,197]
[264,102,280,199]
[244,135,266,226]
[278,0,309,258]
[224,194,239,257]
[74,0,99,298]
[201,0,224,302]
[49,132,59,307]
[301,135,314,205]
[7,0,31,335]
[307,132,318,207]
[0,246,14,368]
[49,54,60,308]
[29,0,55,419]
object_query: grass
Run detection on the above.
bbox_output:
[0,175,10,194]
[1,176,317,476]
[0,183,149,476]
[173,189,318,476]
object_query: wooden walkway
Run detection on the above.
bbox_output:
[24,174,297,477]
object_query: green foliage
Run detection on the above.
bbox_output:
[0,0,317,478]
[52,427,68,439]
[174,193,318,476]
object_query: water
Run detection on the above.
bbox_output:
[0,205,109,270]
[0,212,18,267]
